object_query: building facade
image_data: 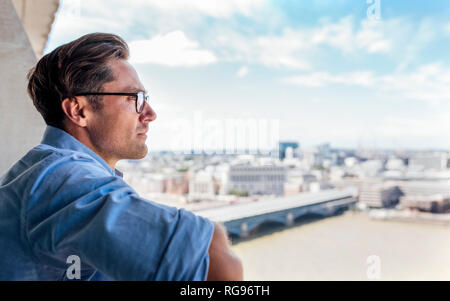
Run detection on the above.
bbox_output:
[227,164,287,196]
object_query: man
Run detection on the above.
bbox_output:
[0,33,242,281]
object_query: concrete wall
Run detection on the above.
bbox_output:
[0,0,46,175]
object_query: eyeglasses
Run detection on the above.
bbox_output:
[74,91,150,113]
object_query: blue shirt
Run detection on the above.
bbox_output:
[0,126,214,280]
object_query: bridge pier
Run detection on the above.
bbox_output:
[286,212,294,226]
[240,222,249,238]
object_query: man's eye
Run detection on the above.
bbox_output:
[129,95,137,101]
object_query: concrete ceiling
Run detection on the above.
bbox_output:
[12,0,59,58]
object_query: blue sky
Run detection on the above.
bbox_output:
[45,0,450,151]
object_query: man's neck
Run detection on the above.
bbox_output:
[63,124,118,170]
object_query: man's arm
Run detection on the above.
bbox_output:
[207,222,243,281]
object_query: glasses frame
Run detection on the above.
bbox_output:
[74,91,149,113]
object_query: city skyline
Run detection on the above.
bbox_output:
[45,0,450,150]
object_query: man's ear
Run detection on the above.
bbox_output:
[61,96,89,127]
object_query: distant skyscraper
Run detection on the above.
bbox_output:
[279,141,299,160]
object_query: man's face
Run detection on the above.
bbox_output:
[87,59,156,164]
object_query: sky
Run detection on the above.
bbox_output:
[45,0,450,152]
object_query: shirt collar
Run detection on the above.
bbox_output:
[41,125,123,177]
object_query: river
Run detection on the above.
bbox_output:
[230,210,450,280]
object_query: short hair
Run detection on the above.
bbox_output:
[27,32,129,129]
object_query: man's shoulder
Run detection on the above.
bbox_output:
[2,144,110,187]
[32,143,109,175]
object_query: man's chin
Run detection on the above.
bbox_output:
[125,144,148,160]
[136,146,148,159]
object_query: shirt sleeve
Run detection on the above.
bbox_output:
[25,153,215,281]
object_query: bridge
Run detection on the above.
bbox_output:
[196,188,358,237]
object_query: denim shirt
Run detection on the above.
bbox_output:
[0,126,214,280]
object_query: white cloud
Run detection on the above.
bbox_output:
[208,16,439,72]
[236,66,249,78]
[284,71,375,87]
[379,63,450,102]
[311,17,355,52]
[138,0,267,18]
[310,17,392,54]
[284,62,450,103]
[45,0,129,52]
[212,28,312,70]
[129,31,217,67]
[445,23,450,35]
[255,29,311,69]
[47,0,267,54]
[355,20,391,53]
[284,72,332,87]
[211,16,405,71]
[396,18,436,71]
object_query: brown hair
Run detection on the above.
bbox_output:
[27,32,129,129]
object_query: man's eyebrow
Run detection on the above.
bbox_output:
[120,86,146,93]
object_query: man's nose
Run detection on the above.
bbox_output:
[140,102,157,123]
